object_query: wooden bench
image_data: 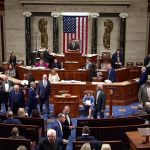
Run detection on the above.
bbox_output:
[77,114,150,127]
[0,114,46,136]
[76,124,149,142]
[73,140,122,150]
[0,138,31,150]
[0,123,39,143]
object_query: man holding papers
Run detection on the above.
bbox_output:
[83,93,95,119]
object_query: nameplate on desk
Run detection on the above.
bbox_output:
[64,61,78,64]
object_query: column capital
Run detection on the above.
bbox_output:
[119,13,128,18]
[51,12,60,17]
[23,12,32,17]
[90,13,99,18]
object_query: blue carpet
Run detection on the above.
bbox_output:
[0,102,140,150]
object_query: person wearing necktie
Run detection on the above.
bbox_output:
[52,113,68,150]
[93,84,106,119]
[2,75,14,112]
[107,63,116,83]
[28,82,39,116]
[37,74,50,117]
[138,80,150,106]
[112,49,123,69]
[38,129,64,150]
[62,105,74,140]
[9,84,24,115]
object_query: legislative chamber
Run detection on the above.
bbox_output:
[1,0,150,150]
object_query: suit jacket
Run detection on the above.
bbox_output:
[39,138,63,150]
[43,50,54,65]
[112,53,123,66]
[138,84,150,104]
[3,118,22,125]
[62,113,73,139]
[95,90,106,110]
[68,42,79,50]
[139,71,148,86]
[9,90,24,109]
[52,62,61,69]
[2,80,14,93]
[28,88,37,106]
[108,68,116,82]
[144,56,150,67]
[37,80,50,100]
[76,135,96,141]
[52,120,63,139]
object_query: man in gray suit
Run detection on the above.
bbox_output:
[138,80,150,106]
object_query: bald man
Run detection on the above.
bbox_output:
[37,74,50,117]
[93,84,106,119]
[9,127,25,139]
[9,84,24,115]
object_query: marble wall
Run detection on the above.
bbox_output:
[3,0,148,65]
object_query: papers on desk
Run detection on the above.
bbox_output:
[85,100,91,105]
[104,79,112,84]
[60,80,86,84]
[21,80,28,85]
[77,69,86,71]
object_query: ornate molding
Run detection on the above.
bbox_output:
[23,11,32,17]
[119,12,128,18]
[51,12,61,17]
[20,0,132,6]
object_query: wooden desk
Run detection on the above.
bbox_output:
[126,131,150,150]
[0,75,139,106]
[53,95,79,117]
[16,66,90,81]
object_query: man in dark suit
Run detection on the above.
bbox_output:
[43,48,54,68]
[76,126,95,141]
[39,129,65,150]
[3,110,22,124]
[37,74,50,117]
[52,58,61,69]
[138,80,150,106]
[107,63,116,83]
[68,40,79,51]
[8,127,26,139]
[139,67,148,86]
[2,75,14,112]
[28,82,39,116]
[62,105,74,139]
[9,84,24,115]
[112,49,123,69]
[93,84,106,119]
[144,53,150,75]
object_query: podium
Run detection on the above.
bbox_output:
[53,95,79,117]
[64,51,84,69]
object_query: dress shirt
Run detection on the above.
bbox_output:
[147,86,150,101]
[96,90,101,104]
[43,80,47,87]
[5,82,9,92]
[66,114,70,125]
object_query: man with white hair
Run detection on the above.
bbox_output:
[37,74,50,117]
[9,84,24,115]
[93,84,106,119]
[38,129,63,150]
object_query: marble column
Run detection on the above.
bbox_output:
[119,13,128,66]
[23,12,32,65]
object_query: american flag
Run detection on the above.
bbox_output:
[63,16,88,54]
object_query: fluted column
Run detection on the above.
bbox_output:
[91,13,99,54]
[23,12,32,65]
[119,13,128,66]
[51,12,60,53]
